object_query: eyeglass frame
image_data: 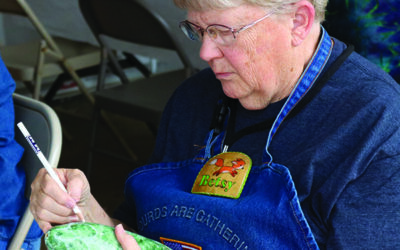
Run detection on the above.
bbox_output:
[179,9,277,45]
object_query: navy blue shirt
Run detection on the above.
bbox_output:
[118,38,400,249]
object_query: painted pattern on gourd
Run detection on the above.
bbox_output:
[45,222,170,250]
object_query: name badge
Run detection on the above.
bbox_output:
[192,152,252,199]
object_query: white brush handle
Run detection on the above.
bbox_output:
[17,122,85,221]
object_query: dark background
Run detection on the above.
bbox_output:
[52,95,156,216]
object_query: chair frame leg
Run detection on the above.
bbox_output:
[7,206,35,250]
[32,40,46,100]
[87,47,138,178]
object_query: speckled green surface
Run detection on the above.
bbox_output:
[44,222,170,250]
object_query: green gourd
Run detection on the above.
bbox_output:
[44,222,170,250]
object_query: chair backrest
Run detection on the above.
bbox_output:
[78,0,193,71]
[0,0,65,58]
[13,93,62,198]
[9,93,62,250]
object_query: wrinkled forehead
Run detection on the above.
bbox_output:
[175,0,328,22]
[187,4,265,24]
[174,0,244,12]
[174,0,301,12]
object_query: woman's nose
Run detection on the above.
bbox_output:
[199,35,223,63]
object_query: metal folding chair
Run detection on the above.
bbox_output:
[8,93,62,250]
[79,0,196,176]
[0,0,100,103]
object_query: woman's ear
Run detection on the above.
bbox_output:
[291,0,315,46]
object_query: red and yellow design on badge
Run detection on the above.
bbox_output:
[192,152,252,199]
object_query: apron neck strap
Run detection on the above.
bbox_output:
[264,27,334,164]
[285,44,355,121]
[206,28,354,163]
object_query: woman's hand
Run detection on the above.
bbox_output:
[29,168,91,232]
[115,224,141,250]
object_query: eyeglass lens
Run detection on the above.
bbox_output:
[180,22,202,41]
[180,21,235,45]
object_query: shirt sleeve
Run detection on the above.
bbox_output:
[0,53,28,240]
[326,135,400,248]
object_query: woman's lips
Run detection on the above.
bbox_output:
[215,72,233,80]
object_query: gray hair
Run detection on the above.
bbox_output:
[173,0,328,22]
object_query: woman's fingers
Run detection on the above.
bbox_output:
[64,169,91,206]
[29,168,89,232]
[32,169,76,206]
[29,203,80,232]
[115,224,141,250]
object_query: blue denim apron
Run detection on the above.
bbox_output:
[125,28,333,249]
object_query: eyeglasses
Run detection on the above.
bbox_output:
[179,10,276,46]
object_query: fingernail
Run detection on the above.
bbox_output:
[44,225,53,233]
[115,224,124,232]
[66,199,76,209]
[69,215,79,222]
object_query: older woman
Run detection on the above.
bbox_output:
[30,0,400,249]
